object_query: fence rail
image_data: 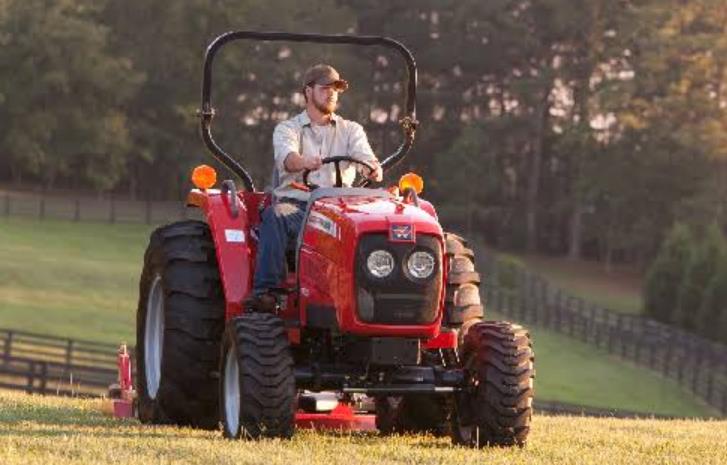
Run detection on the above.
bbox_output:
[0,355,117,397]
[0,329,132,397]
[1,191,189,224]
[0,328,128,369]
[479,253,727,416]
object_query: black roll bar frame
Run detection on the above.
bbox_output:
[199,30,418,191]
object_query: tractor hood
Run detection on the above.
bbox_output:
[308,189,443,240]
[298,188,445,338]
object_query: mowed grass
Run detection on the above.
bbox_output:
[0,390,725,465]
[0,217,154,342]
[0,217,718,417]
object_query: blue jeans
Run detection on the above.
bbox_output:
[252,199,307,295]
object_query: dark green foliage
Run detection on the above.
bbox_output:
[644,223,693,324]
[675,224,727,331]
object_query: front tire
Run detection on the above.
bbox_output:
[451,321,534,447]
[220,313,296,439]
[135,220,224,429]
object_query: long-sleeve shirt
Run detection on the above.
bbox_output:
[271,110,377,201]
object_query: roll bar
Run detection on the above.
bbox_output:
[199,31,418,191]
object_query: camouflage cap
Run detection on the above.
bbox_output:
[302,64,349,92]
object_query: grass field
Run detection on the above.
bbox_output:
[0,390,725,465]
[527,327,717,417]
[0,217,153,343]
[0,217,718,417]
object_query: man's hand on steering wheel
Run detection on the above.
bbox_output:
[367,159,383,182]
[302,156,381,189]
[301,154,323,171]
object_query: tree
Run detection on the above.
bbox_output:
[643,223,693,323]
[0,0,141,190]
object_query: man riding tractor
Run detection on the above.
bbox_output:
[248,63,383,312]
[135,31,534,447]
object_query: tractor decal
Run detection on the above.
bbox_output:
[389,223,415,242]
[308,211,339,239]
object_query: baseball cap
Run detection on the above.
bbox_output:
[302,64,349,92]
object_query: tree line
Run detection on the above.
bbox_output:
[1,0,726,268]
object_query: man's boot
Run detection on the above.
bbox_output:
[244,292,279,313]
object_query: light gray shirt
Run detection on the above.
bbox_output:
[272,110,377,201]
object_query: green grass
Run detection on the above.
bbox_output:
[528,325,717,417]
[0,217,153,342]
[0,390,725,465]
[0,217,718,417]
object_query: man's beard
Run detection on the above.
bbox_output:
[313,96,336,115]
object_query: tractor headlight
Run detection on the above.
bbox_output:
[407,251,436,279]
[366,250,395,278]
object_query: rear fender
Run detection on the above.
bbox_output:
[187,189,267,321]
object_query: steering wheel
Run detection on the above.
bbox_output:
[302,156,377,190]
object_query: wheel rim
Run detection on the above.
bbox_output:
[224,348,241,436]
[144,274,164,399]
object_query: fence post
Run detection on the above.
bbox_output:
[74,199,81,222]
[2,330,12,364]
[587,304,596,344]
[569,297,576,337]
[576,298,585,341]
[65,340,74,369]
[39,362,48,395]
[27,361,36,394]
[618,315,629,358]
[607,314,616,354]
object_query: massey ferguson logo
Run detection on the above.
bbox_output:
[390,224,414,242]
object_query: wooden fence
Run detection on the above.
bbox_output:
[0,329,131,397]
[479,254,727,416]
[1,190,189,224]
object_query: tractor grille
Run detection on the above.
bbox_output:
[355,233,442,325]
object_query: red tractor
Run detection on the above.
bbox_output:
[135,31,534,447]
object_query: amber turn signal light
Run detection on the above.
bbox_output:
[398,172,424,194]
[191,164,217,190]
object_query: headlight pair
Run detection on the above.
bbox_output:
[365,249,436,280]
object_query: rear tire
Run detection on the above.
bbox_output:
[443,233,484,331]
[451,321,534,447]
[220,313,296,439]
[136,220,224,429]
